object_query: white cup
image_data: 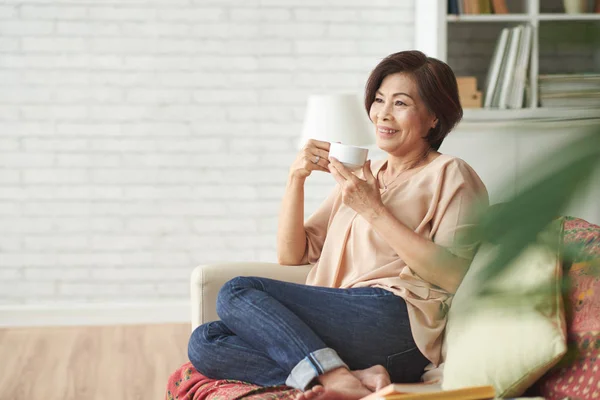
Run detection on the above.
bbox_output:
[328,142,369,170]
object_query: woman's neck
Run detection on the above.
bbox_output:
[385,148,433,177]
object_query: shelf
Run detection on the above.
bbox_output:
[462,107,600,122]
[538,13,600,21]
[447,13,600,22]
[447,14,530,22]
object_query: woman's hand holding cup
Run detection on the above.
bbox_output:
[290,139,331,180]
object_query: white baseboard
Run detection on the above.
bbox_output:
[0,301,190,327]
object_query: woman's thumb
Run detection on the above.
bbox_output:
[363,159,375,182]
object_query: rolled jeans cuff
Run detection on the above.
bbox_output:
[285,348,348,390]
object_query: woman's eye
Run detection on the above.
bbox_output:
[395,100,406,106]
[374,97,383,103]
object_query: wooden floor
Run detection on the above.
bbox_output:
[0,323,191,400]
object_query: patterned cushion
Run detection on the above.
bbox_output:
[535,217,600,400]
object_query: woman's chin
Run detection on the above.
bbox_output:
[375,138,396,152]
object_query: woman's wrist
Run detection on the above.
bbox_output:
[288,170,307,185]
[363,201,388,224]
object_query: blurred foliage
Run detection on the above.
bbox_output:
[465,124,600,296]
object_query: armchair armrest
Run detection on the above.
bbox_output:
[190,262,312,330]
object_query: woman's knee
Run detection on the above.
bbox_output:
[216,276,261,319]
[188,321,230,374]
[188,324,211,368]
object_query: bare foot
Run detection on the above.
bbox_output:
[351,365,391,392]
[295,385,325,400]
[294,367,372,400]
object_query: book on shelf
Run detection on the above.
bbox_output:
[483,27,510,108]
[497,25,522,109]
[359,382,496,400]
[539,73,600,93]
[483,24,533,109]
[508,24,532,108]
[448,0,506,15]
[540,92,600,108]
[538,73,600,108]
[491,0,509,14]
[448,0,459,15]
[478,0,492,14]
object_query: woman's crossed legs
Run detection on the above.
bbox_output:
[188,277,430,399]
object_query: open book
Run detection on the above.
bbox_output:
[359,382,495,400]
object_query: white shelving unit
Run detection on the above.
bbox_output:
[414,0,600,121]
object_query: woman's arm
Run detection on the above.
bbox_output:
[365,207,471,293]
[328,157,485,293]
[277,139,331,265]
[277,175,309,265]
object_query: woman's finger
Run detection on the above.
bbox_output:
[329,163,347,185]
[363,160,376,184]
[315,165,330,173]
[305,149,330,165]
[329,157,356,182]
[305,139,331,151]
[305,153,330,171]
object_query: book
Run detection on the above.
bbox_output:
[448,0,459,15]
[469,0,480,14]
[463,0,471,14]
[478,0,492,14]
[497,25,522,109]
[508,24,532,108]
[360,383,495,400]
[491,0,509,13]
[483,27,509,108]
[540,91,600,108]
[539,73,600,94]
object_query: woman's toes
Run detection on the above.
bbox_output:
[295,385,325,400]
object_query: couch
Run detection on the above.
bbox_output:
[190,263,311,330]
[167,217,599,400]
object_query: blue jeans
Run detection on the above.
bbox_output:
[188,276,430,390]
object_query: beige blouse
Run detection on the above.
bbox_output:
[303,154,489,366]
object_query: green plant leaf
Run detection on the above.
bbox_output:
[465,126,600,285]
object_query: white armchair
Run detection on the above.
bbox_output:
[190,262,312,330]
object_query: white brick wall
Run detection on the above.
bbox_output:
[0,0,413,305]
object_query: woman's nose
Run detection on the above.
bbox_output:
[378,105,392,120]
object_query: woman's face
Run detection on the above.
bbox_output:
[369,72,437,156]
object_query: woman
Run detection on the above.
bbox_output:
[188,50,488,400]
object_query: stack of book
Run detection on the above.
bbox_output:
[448,0,509,15]
[539,74,600,108]
[483,24,533,109]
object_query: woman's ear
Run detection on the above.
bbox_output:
[431,117,438,129]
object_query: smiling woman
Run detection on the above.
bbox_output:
[362,51,463,195]
[365,51,463,153]
[187,50,489,400]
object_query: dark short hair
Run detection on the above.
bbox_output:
[364,50,463,151]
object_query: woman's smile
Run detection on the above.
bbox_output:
[377,125,399,139]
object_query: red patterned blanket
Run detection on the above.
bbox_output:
[166,362,298,400]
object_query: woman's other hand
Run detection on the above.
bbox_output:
[290,139,331,180]
[329,158,385,219]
